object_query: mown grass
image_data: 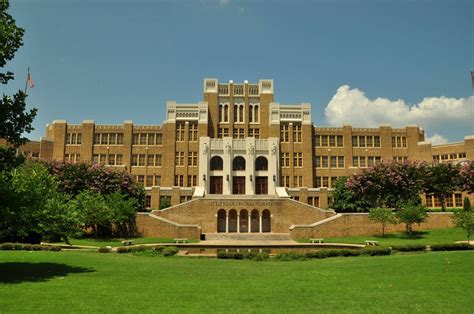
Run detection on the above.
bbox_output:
[0,250,473,313]
[298,228,467,246]
[49,237,198,248]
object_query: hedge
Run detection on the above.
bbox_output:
[391,244,426,252]
[0,243,61,251]
[430,243,474,251]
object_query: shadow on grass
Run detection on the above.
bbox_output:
[0,262,95,284]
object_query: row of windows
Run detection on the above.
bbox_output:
[352,135,381,148]
[352,156,382,167]
[93,133,124,145]
[433,153,466,162]
[392,136,407,148]
[209,156,268,171]
[135,175,161,187]
[66,133,82,145]
[218,103,260,123]
[315,156,345,168]
[280,124,302,143]
[65,153,81,163]
[174,175,197,187]
[93,153,123,165]
[233,128,245,139]
[174,151,198,167]
[315,135,344,147]
[280,152,304,168]
[315,176,340,188]
[217,128,261,139]
[280,176,304,188]
[425,193,463,208]
[393,156,408,163]
[132,133,163,146]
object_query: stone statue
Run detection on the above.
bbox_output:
[225,143,232,155]
[271,143,277,156]
[248,143,255,156]
[203,143,208,155]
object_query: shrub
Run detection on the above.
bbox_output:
[274,252,306,261]
[117,247,130,253]
[130,245,147,253]
[154,246,165,253]
[217,251,231,259]
[252,253,269,261]
[1,243,14,250]
[41,245,51,251]
[361,247,391,256]
[391,244,426,252]
[304,249,361,259]
[22,244,33,251]
[162,246,178,257]
[98,247,111,253]
[49,246,61,252]
[14,243,24,250]
[430,243,474,251]
[32,244,43,251]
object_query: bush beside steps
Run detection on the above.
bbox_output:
[0,243,61,251]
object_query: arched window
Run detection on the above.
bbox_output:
[254,105,259,122]
[224,105,229,122]
[255,156,268,171]
[210,156,223,171]
[228,209,237,233]
[262,209,271,233]
[249,105,253,122]
[239,105,244,122]
[233,105,238,122]
[218,105,223,122]
[217,209,226,233]
[233,156,246,171]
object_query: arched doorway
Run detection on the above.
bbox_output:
[217,209,226,233]
[233,156,246,171]
[210,156,223,170]
[228,209,237,233]
[239,209,249,233]
[262,209,271,233]
[255,156,268,171]
[251,209,260,233]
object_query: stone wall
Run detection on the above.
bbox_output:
[136,213,201,240]
[289,212,455,239]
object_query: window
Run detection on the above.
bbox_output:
[147,155,155,167]
[133,134,140,145]
[338,156,345,168]
[374,136,380,147]
[337,135,344,147]
[219,103,229,123]
[175,152,184,166]
[359,156,366,167]
[358,136,366,147]
[174,175,184,187]
[66,132,82,145]
[282,176,290,188]
[255,156,268,171]
[315,176,321,187]
[249,103,259,123]
[281,153,290,168]
[136,175,145,185]
[322,156,328,168]
[392,136,407,148]
[315,136,321,147]
[293,153,303,167]
[146,175,154,187]
[188,152,198,166]
[293,124,302,143]
[189,124,198,141]
[187,175,197,187]
[249,128,260,139]
[217,127,229,138]
[233,103,244,123]
[233,128,244,139]
[176,123,185,142]
[145,195,151,209]
[147,133,155,145]
[155,175,161,186]
[100,133,108,145]
[132,154,145,166]
[329,135,335,147]
[210,156,223,170]
[322,177,329,188]
[94,133,101,144]
[280,124,289,142]
[314,156,321,168]
[321,136,328,147]
[454,193,463,207]
[352,156,359,167]
[426,194,433,207]
[64,153,81,163]
[330,156,337,168]
[293,176,303,188]
[233,156,246,171]
[117,133,124,145]
[352,136,358,147]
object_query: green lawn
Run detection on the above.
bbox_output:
[298,228,468,246]
[1,250,473,312]
[49,237,198,248]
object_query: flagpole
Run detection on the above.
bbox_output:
[24,66,30,94]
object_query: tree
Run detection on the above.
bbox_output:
[346,161,426,210]
[368,207,397,237]
[0,0,37,148]
[458,161,474,194]
[0,162,80,243]
[395,202,428,236]
[423,163,461,211]
[330,177,370,212]
[72,190,112,238]
[105,192,137,237]
[453,197,474,243]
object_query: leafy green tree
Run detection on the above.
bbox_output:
[105,192,137,237]
[453,197,474,243]
[0,145,25,171]
[160,196,171,210]
[423,163,461,211]
[72,190,113,238]
[458,161,474,194]
[0,163,79,243]
[0,0,37,148]
[395,202,428,236]
[330,177,370,212]
[368,207,397,237]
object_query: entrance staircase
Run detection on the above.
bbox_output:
[204,233,292,241]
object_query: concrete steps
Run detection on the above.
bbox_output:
[204,233,291,241]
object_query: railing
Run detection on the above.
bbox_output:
[233,84,244,96]
[248,84,259,96]
[210,139,223,150]
[218,84,229,95]
[233,140,246,150]
[255,140,268,151]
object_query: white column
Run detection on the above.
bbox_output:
[225,213,229,233]
[237,214,240,233]
[259,213,262,233]
[248,213,251,233]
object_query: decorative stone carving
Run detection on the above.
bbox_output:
[225,143,232,155]
[271,143,277,156]
[203,143,208,155]
[248,143,255,156]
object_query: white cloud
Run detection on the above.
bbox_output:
[218,0,231,5]
[324,85,474,138]
[425,133,448,145]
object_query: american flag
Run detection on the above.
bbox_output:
[27,72,35,88]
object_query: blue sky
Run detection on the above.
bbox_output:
[3,0,473,143]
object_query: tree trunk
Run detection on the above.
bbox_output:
[382,224,385,237]
[440,194,446,212]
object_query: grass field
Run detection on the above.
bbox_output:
[49,237,198,247]
[1,250,473,313]
[298,228,468,246]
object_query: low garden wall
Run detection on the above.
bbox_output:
[289,212,455,239]
[136,213,201,240]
